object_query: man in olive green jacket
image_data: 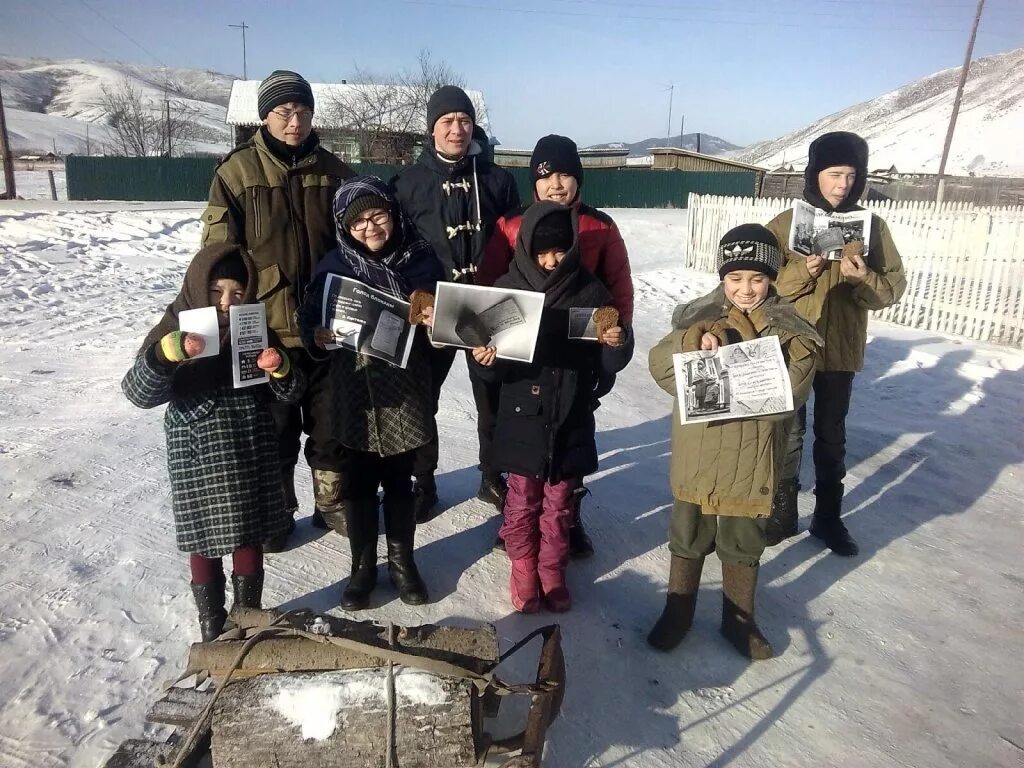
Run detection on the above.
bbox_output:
[765,131,906,556]
[201,70,354,549]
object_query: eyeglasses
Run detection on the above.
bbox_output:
[347,211,391,232]
[270,107,313,123]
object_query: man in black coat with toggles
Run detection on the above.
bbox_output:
[391,85,521,521]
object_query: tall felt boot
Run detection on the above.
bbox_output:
[231,571,263,610]
[312,468,349,536]
[340,497,379,611]
[190,575,227,642]
[720,563,774,661]
[383,492,429,605]
[647,556,704,652]
[809,483,858,556]
[765,479,800,546]
[413,474,439,524]
[567,486,594,559]
[477,472,508,512]
[264,463,298,553]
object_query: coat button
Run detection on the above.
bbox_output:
[515,406,521,413]
[760,486,770,495]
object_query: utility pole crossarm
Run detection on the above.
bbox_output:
[228,21,249,80]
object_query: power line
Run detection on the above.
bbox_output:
[398,0,973,31]
[76,0,166,67]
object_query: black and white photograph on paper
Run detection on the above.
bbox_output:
[431,283,545,363]
[229,303,269,389]
[672,336,794,424]
[789,199,872,260]
[568,307,600,341]
[321,274,415,368]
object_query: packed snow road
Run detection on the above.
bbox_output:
[0,204,1021,768]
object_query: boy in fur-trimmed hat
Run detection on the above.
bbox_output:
[647,224,821,660]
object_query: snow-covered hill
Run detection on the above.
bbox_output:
[738,48,1024,176]
[587,133,739,158]
[0,56,234,154]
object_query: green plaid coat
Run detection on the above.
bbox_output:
[122,347,305,557]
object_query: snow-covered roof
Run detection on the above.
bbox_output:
[225,80,490,134]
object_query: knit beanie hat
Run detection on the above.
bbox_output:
[258,70,315,120]
[531,134,584,187]
[341,193,390,230]
[717,224,781,280]
[208,250,249,286]
[532,209,574,255]
[427,85,476,131]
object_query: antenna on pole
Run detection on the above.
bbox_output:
[228,21,249,79]
[936,0,985,205]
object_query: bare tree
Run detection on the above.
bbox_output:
[99,77,204,157]
[319,49,474,163]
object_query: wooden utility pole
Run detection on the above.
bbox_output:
[936,0,985,205]
[0,83,16,200]
[229,21,249,79]
[666,83,674,142]
[679,114,685,149]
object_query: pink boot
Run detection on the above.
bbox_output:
[540,571,571,613]
[510,557,541,613]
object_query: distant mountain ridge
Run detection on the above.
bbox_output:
[587,132,739,157]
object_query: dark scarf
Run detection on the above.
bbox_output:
[139,243,261,397]
[259,126,321,167]
[502,202,609,309]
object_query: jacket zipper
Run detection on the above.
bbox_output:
[252,187,262,239]
[546,369,561,481]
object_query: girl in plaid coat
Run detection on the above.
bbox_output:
[122,243,304,641]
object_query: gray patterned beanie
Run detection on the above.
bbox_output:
[258,70,314,120]
[717,224,781,279]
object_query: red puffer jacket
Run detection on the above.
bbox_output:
[476,201,634,323]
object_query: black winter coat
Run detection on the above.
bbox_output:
[472,203,633,482]
[390,141,520,284]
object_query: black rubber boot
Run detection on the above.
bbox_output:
[340,498,379,611]
[477,473,507,512]
[765,479,800,546]
[720,563,774,661]
[568,486,594,559]
[413,475,439,524]
[647,556,704,651]
[191,575,228,642]
[312,468,349,536]
[231,572,263,610]
[383,493,429,605]
[809,483,859,556]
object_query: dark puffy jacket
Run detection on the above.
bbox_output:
[472,203,633,482]
[390,141,520,284]
[477,201,634,323]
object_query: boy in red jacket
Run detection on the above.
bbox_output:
[478,134,635,558]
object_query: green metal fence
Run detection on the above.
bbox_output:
[66,156,754,207]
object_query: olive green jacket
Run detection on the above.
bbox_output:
[649,288,821,517]
[767,207,906,372]
[201,130,354,347]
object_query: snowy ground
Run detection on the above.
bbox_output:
[0,204,1022,768]
[9,169,68,201]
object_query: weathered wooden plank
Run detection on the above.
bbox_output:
[146,686,214,728]
[101,735,212,768]
[211,669,478,768]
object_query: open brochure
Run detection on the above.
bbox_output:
[431,283,545,363]
[229,303,269,389]
[672,336,794,425]
[788,199,871,260]
[321,274,415,369]
[568,308,600,341]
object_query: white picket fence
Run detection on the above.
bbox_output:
[685,194,1024,348]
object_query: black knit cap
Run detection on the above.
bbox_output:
[717,224,781,279]
[341,193,390,230]
[531,209,574,255]
[531,134,584,188]
[427,85,476,131]
[258,70,315,120]
[208,250,249,286]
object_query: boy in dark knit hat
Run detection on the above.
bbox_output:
[472,203,632,614]
[477,133,634,558]
[202,70,354,550]
[765,131,906,555]
[647,224,821,660]
[390,85,520,522]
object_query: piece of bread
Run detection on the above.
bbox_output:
[408,290,435,325]
[593,306,620,336]
[841,241,865,259]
